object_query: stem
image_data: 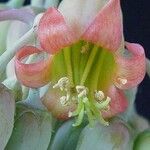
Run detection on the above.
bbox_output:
[0,9,35,26]
[0,28,35,80]
[80,45,99,85]
[44,0,60,8]
[7,0,25,8]
[31,0,45,8]
[63,47,74,87]
[19,88,45,110]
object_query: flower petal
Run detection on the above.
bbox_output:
[38,8,77,54]
[82,0,123,51]
[114,42,146,89]
[59,0,108,37]
[102,85,128,118]
[15,46,53,88]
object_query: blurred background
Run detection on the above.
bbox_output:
[0,0,150,120]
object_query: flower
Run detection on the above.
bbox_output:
[14,0,145,126]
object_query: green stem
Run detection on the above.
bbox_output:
[73,107,85,127]
[31,0,45,7]
[71,99,83,116]
[63,47,74,87]
[44,0,60,8]
[80,45,99,85]
[0,28,35,80]
[18,89,45,110]
[7,0,25,8]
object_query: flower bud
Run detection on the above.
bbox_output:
[133,129,150,150]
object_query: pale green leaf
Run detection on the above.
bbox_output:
[0,84,15,150]
[76,119,133,150]
[6,105,52,150]
[50,119,87,150]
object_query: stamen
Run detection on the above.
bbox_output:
[53,77,69,91]
[76,85,88,98]
[95,96,111,110]
[60,96,67,106]
[117,78,127,85]
[95,90,105,101]
[68,111,73,118]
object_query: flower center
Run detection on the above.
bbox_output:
[51,40,117,126]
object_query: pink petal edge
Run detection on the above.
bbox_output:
[38,8,77,54]
[102,85,128,118]
[15,46,52,88]
[114,42,146,89]
[82,0,123,52]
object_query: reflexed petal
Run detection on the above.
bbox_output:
[114,42,146,89]
[82,0,123,51]
[15,46,53,88]
[59,0,108,36]
[102,85,128,118]
[38,8,77,54]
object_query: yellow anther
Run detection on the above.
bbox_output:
[53,77,69,91]
[117,78,127,85]
[60,96,67,106]
[95,90,105,101]
[76,85,89,98]
[68,111,73,117]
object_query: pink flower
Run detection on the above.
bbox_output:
[15,0,145,125]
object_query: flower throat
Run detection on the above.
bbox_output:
[51,40,117,126]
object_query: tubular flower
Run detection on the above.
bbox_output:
[14,0,146,126]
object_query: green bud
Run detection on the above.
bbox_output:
[133,129,150,150]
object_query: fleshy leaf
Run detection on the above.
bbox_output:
[15,46,53,88]
[76,119,133,150]
[0,21,10,55]
[82,0,123,51]
[50,119,87,150]
[6,104,52,150]
[0,84,15,150]
[38,8,77,54]
[114,42,146,89]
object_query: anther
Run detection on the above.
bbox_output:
[76,85,88,98]
[60,96,67,106]
[53,77,69,91]
[68,111,73,117]
[95,90,105,101]
[117,78,127,85]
